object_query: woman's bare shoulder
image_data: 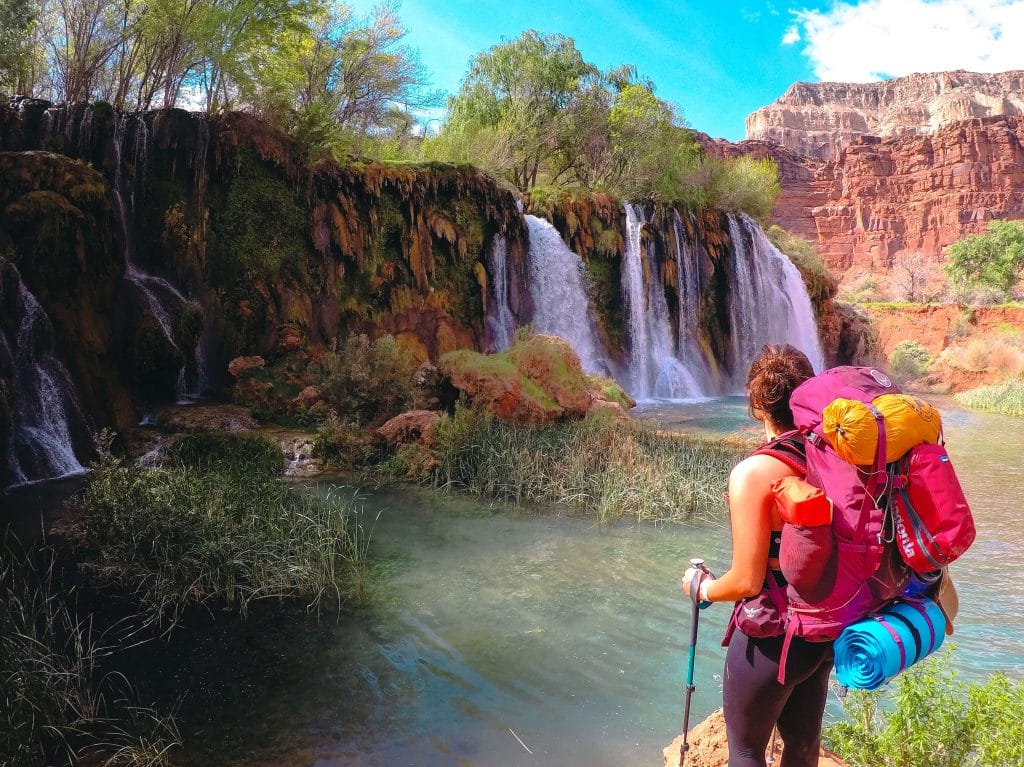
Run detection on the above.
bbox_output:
[729,452,799,489]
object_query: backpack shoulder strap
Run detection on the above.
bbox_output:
[752,431,807,477]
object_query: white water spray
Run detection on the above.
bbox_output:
[727,214,825,386]
[524,214,606,374]
[621,204,702,400]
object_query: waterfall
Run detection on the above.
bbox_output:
[727,214,825,386]
[672,211,714,393]
[4,271,90,486]
[524,214,606,374]
[110,112,201,402]
[621,204,702,400]
[485,234,515,352]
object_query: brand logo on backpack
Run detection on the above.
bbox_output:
[892,507,917,559]
[868,369,893,388]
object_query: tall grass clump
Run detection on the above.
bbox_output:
[825,649,1024,767]
[424,406,745,522]
[955,378,1024,416]
[1,548,180,767]
[71,433,372,626]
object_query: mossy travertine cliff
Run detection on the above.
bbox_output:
[747,70,1024,161]
[0,101,862,486]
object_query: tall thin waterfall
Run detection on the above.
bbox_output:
[621,204,702,400]
[727,214,825,386]
[486,234,515,352]
[109,112,201,401]
[672,211,713,392]
[524,214,605,374]
[4,269,89,486]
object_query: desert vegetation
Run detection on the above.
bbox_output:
[826,649,1024,767]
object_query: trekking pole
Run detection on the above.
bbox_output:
[680,557,711,767]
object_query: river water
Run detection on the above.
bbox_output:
[3,398,1019,766]
[148,397,1022,767]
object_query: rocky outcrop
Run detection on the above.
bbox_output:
[809,116,1024,272]
[663,709,849,767]
[747,70,1024,162]
[721,71,1024,275]
[437,334,633,426]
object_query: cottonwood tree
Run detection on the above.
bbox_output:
[945,220,1024,300]
[437,30,599,191]
[291,1,436,156]
[0,0,40,94]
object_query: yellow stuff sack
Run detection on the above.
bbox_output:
[822,394,942,465]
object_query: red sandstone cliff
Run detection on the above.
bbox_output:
[706,71,1024,277]
[702,115,1024,276]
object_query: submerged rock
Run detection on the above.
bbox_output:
[663,709,849,767]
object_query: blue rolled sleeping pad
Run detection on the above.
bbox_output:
[834,597,947,690]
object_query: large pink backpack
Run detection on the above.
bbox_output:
[769,367,911,680]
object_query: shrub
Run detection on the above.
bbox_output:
[315,334,418,427]
[70,437,372,625]
[889,340,932,381]
[314,414,381,467]
[955,378,1024,416]
[841,275,889,304]
[703,155,780,221]
[424,404,746,522]
[825,649,1024,767]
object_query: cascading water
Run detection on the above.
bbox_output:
[621,204,702,400]
[3,268,90,486]
[524,214,606,374]
[109,112,202,402]
[671,210,714,393]
[727,214,825,386]
[485,234,515,352]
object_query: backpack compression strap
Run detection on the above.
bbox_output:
[752,431,807,477]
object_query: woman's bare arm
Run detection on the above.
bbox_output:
[704,454,793,602]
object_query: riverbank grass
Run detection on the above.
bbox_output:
[1,550,180,767]
[955,378,1024,416]
[70,432,373,626]
[396,406,747,523]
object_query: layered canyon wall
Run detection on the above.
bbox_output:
[717,71,1024,274]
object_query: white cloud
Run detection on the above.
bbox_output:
[788,0,1024,81]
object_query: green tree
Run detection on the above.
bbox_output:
[0,0,38,93]
[435,29,599,191]
[290,1,436,157]
[945,219,1024,299]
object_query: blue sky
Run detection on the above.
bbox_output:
[344,0,1024,141]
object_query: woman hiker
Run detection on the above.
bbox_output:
[681,344,832,767]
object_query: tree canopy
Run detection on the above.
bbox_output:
[945,219,1024,299]
[423,29,778,214]
[0,0,433,155]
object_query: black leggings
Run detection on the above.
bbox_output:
[723,631,834,767]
